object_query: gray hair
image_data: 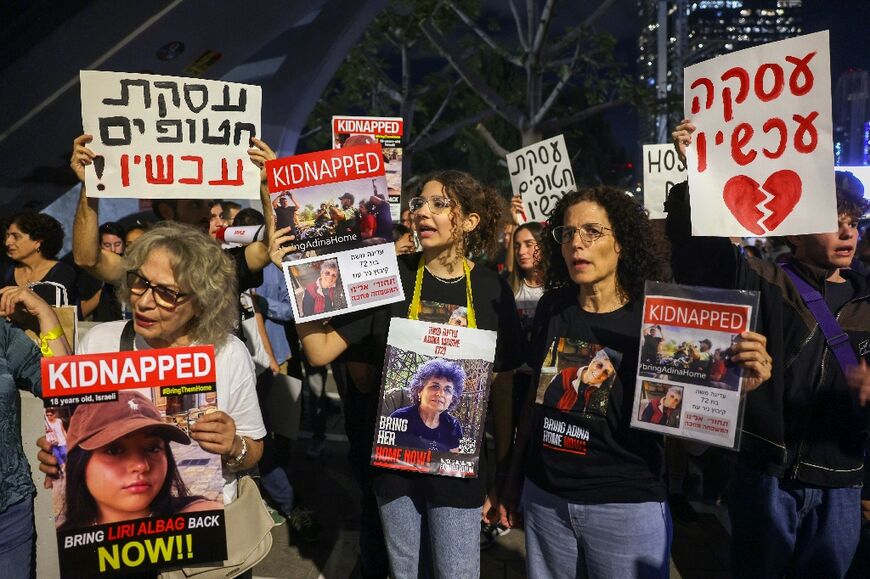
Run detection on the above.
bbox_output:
[117,222,238,348]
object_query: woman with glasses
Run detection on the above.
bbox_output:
[302,259,339,316]
[281,170,524,578]
[38,223,266,536]
[495,187,772,579]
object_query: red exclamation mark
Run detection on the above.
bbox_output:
[93,156,106,191]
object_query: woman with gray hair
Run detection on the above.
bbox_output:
[390,358,466,452]
[38,222,266,507]
[302,259,339,316]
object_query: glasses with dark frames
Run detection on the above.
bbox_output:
[127,271,190,310]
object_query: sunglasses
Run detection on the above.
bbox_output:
[127,271,190,310]
[408,196,453,215]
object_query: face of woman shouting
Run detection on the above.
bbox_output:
[559,201,621,294]
[85,429,169,524]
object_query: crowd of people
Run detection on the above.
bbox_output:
[0,119,868,579]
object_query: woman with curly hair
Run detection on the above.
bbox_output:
[1,211,77,306]
[285,170,525,578]
[390,358,466,452]
[496,187,772,579]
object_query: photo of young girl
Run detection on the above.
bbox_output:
[57,390,222,530]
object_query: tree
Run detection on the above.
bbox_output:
[420,0,634,154]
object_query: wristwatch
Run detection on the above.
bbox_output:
[224,434,248,469]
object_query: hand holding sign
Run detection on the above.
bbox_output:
[506,135,576,221]
[683,31,836,237]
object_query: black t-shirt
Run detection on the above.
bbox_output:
[0,261,79,306]
[525,287,666,504]
[331,252,525,508]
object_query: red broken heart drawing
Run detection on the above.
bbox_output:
[722,170,802,235]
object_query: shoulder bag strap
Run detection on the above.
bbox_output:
[780,263,858,373]
[119,320,136,352]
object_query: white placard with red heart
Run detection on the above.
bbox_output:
[683,31,837,236]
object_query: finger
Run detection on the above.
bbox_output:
[740,331,767,347]
[74,134,94,146]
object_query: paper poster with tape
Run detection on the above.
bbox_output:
[41,347,227,578]
[80,71,262,199]
[683,31,836,236]
[643,144,687,219]
[332,116,404,221]
[266,145,404,322]
[507,135,576,221]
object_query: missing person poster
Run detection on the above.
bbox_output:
[332,115,404,221]
[80,70,262,199]
[630,281,759,449]
[266,144,404,322]
[41,347,227,578]
[372,316,496,478]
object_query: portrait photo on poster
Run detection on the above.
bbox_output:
[286,257,348,318]
[637,381,684,429]
[536,338,622,418]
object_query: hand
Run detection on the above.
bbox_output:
[672,119,696,167]
[510,195,525,226]
[70,134,96,183]
[494,477,522,529]
[189,411,237,455]
[730,331,772,392]
[861,499,870,522]
[270,358,281,374]
[248,137,276,185]
[36,435,59,487]
[847,359,870,406]
[0,285,55,319]
[269,225,297,268]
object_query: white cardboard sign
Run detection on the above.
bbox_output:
[80,70,262,199]
[643,144,687,219]
[506,135,576,221]
[683,31,836,236]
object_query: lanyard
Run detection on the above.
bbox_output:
[407,255,477,328]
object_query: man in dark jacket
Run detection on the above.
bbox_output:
[668,122,870,579]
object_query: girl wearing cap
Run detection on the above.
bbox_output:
[38,222,266,508]
[59,391,221,528]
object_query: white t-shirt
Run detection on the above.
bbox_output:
[514,281,544,330]
[77,321,267,503]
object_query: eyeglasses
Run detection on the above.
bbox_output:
[127,271,190,310]
[408,196,453,215]
[550,224,612,245]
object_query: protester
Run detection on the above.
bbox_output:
[124,222,148,248]
[1,211,77,307]
[0,285,71,579]
[58,390,222,529]
[69,134,273,292]
[497,186,772,579]
[669,121,870,579]
[505,195,545,333]
[38,224,266,542]
[278,170,524,578]
[85,221,129,322]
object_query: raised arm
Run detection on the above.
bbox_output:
[70,134,125,282]
[243,137,278,274]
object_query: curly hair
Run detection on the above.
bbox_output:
[835,170,870,219]
[9,212,65,259]
[117,222,238,348]
[407,358,467,413]
[542,187,666,301]
[418,170,503,258]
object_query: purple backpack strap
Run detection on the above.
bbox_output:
[780,263,859,374]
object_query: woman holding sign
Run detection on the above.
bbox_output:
[497,187,772,579]
[287,171,524,578]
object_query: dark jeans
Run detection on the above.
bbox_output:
[728,462,861,579]
[0,498,34,579]
[333,362,389,579]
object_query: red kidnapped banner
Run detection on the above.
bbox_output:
[266,143,385,192]
[41,346,216,396]
[332,117,403,137]
[644,297,750,333]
